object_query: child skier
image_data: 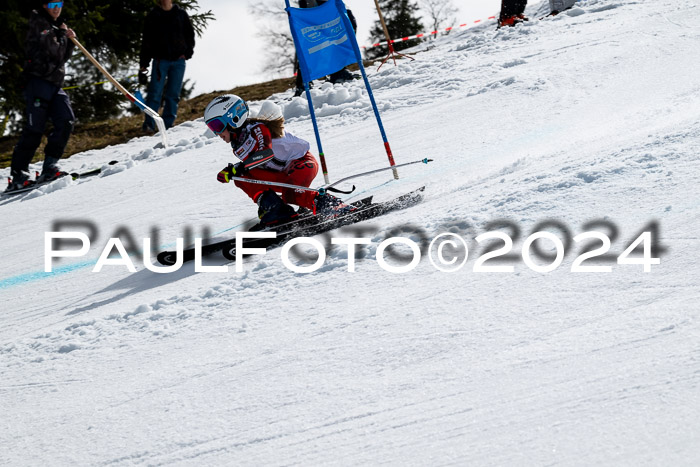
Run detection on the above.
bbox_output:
[204,94,347,229]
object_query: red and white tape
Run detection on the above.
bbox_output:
[362,15,498,50]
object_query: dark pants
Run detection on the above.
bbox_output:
[501,0,528,19]
[295,63,352,89]
[143,58,186,130]
[11,77,74,178]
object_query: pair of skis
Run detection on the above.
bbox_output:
[1,160,118,200]
[155,158,433,266]
[156,186,425,266]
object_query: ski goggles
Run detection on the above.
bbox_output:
[205,117,228,135]
[47,2,64,8]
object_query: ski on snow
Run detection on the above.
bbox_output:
[156,186,425,266]
[69,159,118,179]
[1,160,118,199]
[156,195,375,266]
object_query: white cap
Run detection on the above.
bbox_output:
[255,100,283,120]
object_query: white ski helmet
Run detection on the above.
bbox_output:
[204,94,249,134]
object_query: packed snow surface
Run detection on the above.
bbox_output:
[1,0,699,464]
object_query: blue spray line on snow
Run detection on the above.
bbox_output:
[0,193,353,289]
[0,165,428,290]
[0,217,265,291]
[0,260,95,290]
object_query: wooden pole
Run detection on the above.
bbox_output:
[372,0,415,71]
[69,36,169,147]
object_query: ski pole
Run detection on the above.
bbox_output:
[225,176,321,193]
[68,37,169,148]
[225,158,433,195]
[320,158,433,195]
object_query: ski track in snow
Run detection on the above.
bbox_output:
[2,0,700,464]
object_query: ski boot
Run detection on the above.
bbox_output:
[313,193,355,218]
[250,190,298,231]
[4,170,35,193]
[497,15,524,28]
[329,68,360,84]
[36,158,68,183]
[293,81,313,97]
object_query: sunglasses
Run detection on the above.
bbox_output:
[47,2,63,8]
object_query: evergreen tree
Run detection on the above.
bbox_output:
[367,0,424,60]
[0,0,213,134]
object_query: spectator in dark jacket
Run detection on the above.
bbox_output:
[139,0,195,132]
[6,1,76,192]
[499,0,528,28]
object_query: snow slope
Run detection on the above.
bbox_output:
[2,0,699,464]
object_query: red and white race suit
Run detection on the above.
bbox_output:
[231,122,319,209]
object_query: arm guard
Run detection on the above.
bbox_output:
[241,149,275,171]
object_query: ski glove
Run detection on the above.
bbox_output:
[217,163,245,183]
[138,69,149,86]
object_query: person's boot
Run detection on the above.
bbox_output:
[4,170,34,193]
[313,193,355,218]
[329,68,359,84]
[498,15,523,28]
[293,81,313,97]
[251,190,297,230]
[36,157,68,183]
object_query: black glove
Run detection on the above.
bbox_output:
[138,69,149,86]
[217,162,245,183]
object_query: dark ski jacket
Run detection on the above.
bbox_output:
[139,5,195,69]
[298,0,357,31]
[23,9,74,87]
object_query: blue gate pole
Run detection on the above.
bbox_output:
[303,82,331,184]
[338,0,399,179]
[286,0,331,184]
